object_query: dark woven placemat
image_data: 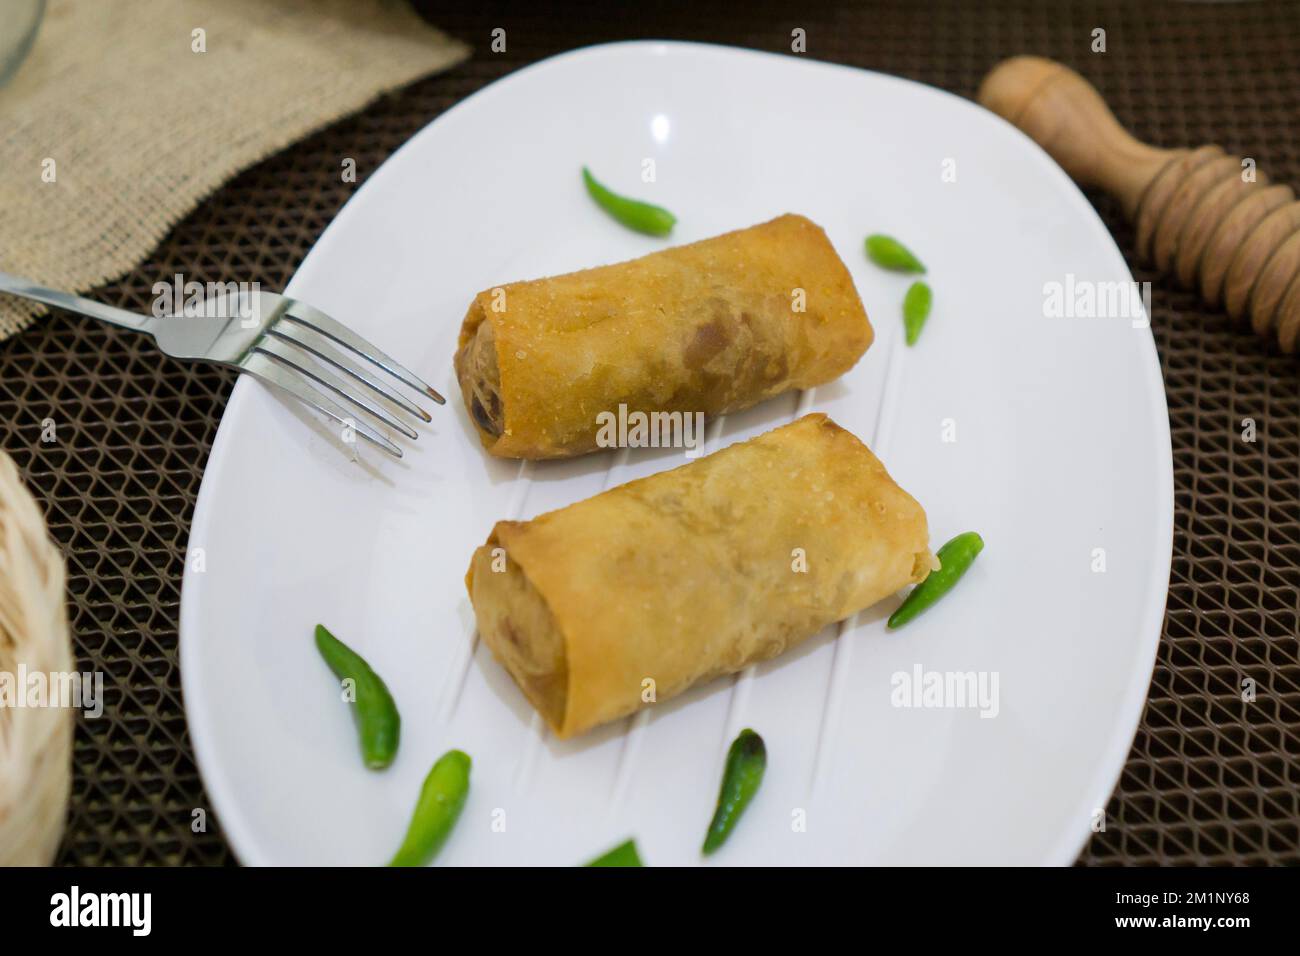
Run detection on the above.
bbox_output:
[1,0,1296,865]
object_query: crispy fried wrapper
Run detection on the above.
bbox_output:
[465,414,933,738]
[454,214,872,459]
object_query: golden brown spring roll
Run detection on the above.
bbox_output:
[465,414,932,738]
[455,214,872,459]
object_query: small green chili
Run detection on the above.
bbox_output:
[888,531,984,629]
[314,624,400,770]
[582,166,676,236]
[388,749,472,867]
[903,280,933,346]
[702,728,766,855]
[584,838,644,867]
[865,233,926,273]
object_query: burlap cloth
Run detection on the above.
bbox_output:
[0,0,467,339]
[0,0,1296,865]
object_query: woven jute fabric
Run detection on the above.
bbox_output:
[0,0,467,339]
[0,0,1296,865]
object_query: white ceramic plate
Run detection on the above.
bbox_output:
[180,41,1173,866]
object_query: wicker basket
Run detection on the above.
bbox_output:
[0,450,72,865]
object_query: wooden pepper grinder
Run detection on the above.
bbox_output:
[978,55,1300,352]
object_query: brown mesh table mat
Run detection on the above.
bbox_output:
[1,0,1296,865]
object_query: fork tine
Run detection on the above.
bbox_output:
[253,338,419,440]
[242,352,403,458]
[266,324,432,423]
[282,300,446,404]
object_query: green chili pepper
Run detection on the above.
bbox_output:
[702,728,766,855]
[903,280,933,346]
[388,749,472,867]
[314,624,400,770]
[865,233,926,273]
[584,838,644,867]
[582,166,676,237]
[887,531,984,629]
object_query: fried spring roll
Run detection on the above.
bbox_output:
[454,214,872,459]
[465,414,932,738]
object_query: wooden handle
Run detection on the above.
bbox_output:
[978,55,1300,354]
[977,55,1174,218]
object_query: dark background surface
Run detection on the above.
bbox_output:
[0,0,1296,864]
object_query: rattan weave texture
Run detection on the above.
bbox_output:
[0,0,1295,865]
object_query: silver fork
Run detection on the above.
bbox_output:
[0,272,443,458]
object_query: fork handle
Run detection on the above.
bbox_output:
[0,271,154,332]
